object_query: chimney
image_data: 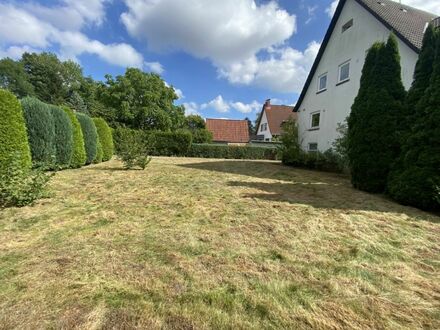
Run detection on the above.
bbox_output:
[264,99,271,109]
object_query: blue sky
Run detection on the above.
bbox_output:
[0,0,438,120]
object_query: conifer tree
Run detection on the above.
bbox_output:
[388,30,440,210]
[347,35,405,193]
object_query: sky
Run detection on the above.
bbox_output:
[0,0,439,120]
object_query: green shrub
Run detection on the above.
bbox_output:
[145,130,193,156]
[0,152,52,208]
[21,97,56,167]
[113,127,151,170]
[187,144,278,160]
[50,105,73,168]
[192,128,213,143]
[76,113,97,165]
[279,117,302,165]
[93,117,114,161]
[0,89,32,175]
[94,138,103,164]
[62,106,86,168]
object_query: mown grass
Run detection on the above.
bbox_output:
[0,157,439,329]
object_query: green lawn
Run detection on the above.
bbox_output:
[0,157,439,329]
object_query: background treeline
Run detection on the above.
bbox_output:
[0,52,213,143]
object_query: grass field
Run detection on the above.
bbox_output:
[0,157,439,329]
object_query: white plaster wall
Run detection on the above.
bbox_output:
[297,0,419,151]
[256,110,273,141]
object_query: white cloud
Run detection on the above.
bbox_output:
[230,101,261,114]
[182,102,200,116]
[174,88,184,99]
[121,0,310,93]
[0,1,156,70]
[326,0,338,18]
[398,0,440,15]
[306,5,318,24]
[219,41,320,93]
[144,61,164,74]
[201,95,230,113]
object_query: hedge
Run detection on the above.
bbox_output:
[93,117,114,161]
[187,144,278,160]
[21,97,56,167]
[62,106,86,168]
[145,130,193,156]
[94,138,103,163]
[0,89,32,174]
[76,113,98,165]
[50,105,73,168]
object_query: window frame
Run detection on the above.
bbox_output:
[310,111,321,129]
[317,72,328,93]
[342,19,353,33]
[308,143,318,152]
[338,60,351,84]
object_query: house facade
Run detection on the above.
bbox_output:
[295,0,437,152]
[205,118,250,145]
[256,99,296,142]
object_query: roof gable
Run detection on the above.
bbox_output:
[294,0,437,112]
[206,119,250,143]
[260,105,296,135]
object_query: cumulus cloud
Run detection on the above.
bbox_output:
[398,0,440,14]
[326,0,339,18]
[183,102,200,116]
[121,0,314,93]
[0,1,157,70]
[144,61,164,74]
[200,95,261,114]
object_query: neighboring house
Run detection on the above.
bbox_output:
[255,99,296,142]
[294,0,438,152]
[206,118,250,144]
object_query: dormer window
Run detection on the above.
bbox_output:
[342,19,353,33]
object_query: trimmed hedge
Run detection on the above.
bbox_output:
[145,130,193,156]
[93,117,114,161]
[50,105,73,168]
[76,113,98,165]
[94,138,103,163]
[21,97,56,167]
[0,89,32,174]
[62,106,86,168]
[187,144,278,160]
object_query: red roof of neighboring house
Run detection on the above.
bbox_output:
[206,119,250,143]
[256,100,296,136]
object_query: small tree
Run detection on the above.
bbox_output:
[93,117,114,161]
[279,117,301,165]
[62,106,86,168]
[0,89,32,173]
[76,113,98,165]
[388,30,440,210]
[21,97,56,167]
[50,105,73,168]
[347,35,405,193]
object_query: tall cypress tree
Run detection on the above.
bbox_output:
[348,35,405,193]
[387,30,440,211]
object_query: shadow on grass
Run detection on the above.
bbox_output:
[180,160,439,221]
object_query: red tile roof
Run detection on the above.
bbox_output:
[206,119,250,143]
[256,100,296,136]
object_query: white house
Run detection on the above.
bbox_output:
[255,99,296,142]
[295,0,438,152]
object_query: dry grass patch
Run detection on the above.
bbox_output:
[0,157,439,329]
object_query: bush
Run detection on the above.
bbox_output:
[76,113,98,165]
[62,106,86,168]
[279,118,302,165]
[21,97,56,167]
[187,144,278,160]
[145,130,193,156]
[113,127,151,170]
[50,105,73,168]
[192,128,213,143]
[94,138,103,164]
[0,152,52,208]
[0,89,32,175]
[93,117,114,161]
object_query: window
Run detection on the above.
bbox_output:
[342,19,353,33]
[317,73,327,92]
[308,143,318,152]
[260,123,268,132]
[310,112,320,129]
[338,61,350,83]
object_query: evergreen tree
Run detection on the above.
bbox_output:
[388,30,440,210]
[347,35,405,193]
